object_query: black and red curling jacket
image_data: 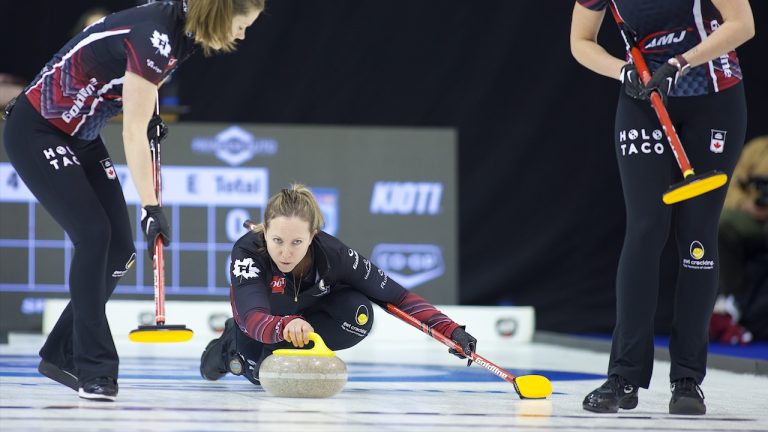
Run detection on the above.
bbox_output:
[24,1,195,141]
[229,230,459,344]
[577,0,742,96]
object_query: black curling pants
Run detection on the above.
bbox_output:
[3,96,136,384]
[230,289,374,385]
[607,83,746,388]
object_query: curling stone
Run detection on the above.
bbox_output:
[259,332,347,398]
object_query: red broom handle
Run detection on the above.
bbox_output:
[385,303,520,385]
[151,96,166,325]
[608,2,694,177]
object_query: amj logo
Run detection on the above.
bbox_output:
[642,30,687,49]
[371,244,445,289]
[370,182,443,215]
[192,126,278,166]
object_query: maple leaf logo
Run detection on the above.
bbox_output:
[233,258,259,280]
[150,30,171,57]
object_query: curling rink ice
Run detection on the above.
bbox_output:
[2,310,768,432]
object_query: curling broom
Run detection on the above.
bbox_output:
[609,1,727,204]
[129,101,193,343]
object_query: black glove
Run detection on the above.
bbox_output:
[642,62,680,105]
[147,114,168,148]
[140,205,170,259]
[449,326,477,367]
[619,63,644,100]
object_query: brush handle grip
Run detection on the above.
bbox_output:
[608,2,693,176]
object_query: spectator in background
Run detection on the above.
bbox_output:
[710,136,768,344]
[0,74,26,107]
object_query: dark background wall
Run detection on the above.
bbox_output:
[2,1,766,333]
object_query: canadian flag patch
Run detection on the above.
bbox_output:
[710,130,726,153]
[100,158,116,179]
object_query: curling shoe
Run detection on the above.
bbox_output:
[200,318,243,381]
[669,378,706,415]
[38,360,78,391]
[78,377,118,402]
[582,374,638,413]
[244,358,261,386]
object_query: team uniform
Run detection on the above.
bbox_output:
[2,1,194,387]
[220,230,461,384]
[577,0,747,390]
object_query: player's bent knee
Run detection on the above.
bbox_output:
[334,302,374,350]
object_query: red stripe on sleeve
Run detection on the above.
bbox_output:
[229,285,301,343]
[395,291,460,338]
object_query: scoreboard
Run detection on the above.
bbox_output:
[0,122,457,332]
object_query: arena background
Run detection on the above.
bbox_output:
[1,1,766,335]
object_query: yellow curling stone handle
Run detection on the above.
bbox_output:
[273,332,336,357]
